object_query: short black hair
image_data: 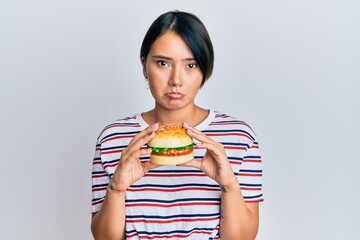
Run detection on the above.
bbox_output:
[140,10,214,87]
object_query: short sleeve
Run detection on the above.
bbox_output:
[91,139,110,213]
[238,139,264,202]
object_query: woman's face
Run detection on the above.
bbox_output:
[143,31,203,111]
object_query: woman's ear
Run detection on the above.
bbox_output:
[141,57,147,79]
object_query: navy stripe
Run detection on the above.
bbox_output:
[107,122,139,127]
[92,183,108,188]
[214,113,227,117]
[243,155,261,159]
[101,145,127,151]
[244,194,263,199]
[240,183,262,187]
[239,169,262,173]
[126,212,219,219]
[211,120,247,124]
[203,129,249,134]
[221,142,250,147]
[102,159,119,165]
[92,197,104,202]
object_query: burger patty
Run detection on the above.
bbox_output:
[151,147,193,156]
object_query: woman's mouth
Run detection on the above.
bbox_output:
[166,92,184,99]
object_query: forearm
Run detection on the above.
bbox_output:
[220,182,259,240]
[91,187,126,240]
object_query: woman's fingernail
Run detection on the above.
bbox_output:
[152,123,159,129]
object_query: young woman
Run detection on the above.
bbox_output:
[91,10,263,240]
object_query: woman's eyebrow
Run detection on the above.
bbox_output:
[152,55,172,60]
[152,55,196,61]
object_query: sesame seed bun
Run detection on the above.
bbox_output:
[148,125,194,165]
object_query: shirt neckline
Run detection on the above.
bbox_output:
[136,110,215,131]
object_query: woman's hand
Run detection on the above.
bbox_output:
[180,122,238,189]
[110,123,159,192]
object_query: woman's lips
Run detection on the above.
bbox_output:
[166,92,184,99]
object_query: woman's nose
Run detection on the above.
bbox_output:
[168,68,183,87]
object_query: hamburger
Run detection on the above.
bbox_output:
[148,125,195,165]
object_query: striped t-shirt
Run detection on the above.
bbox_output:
[91,110,263,240]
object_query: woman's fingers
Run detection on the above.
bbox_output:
[141,160,159,173]
[183,122,229,168]
[197,141,224,156]
[122,123,158,162]
[183,122,217,145]
[179,159,202,169]
[130,123,158,149]
[184,122,224,156]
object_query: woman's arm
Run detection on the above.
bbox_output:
[220,180,259,240]
[91,124,159,240]
[91,183,126,240]
[181,122,260,240]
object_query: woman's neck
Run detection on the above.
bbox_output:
[142,105,209,127]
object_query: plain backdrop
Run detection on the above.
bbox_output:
[1,0,359,239]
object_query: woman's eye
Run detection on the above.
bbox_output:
[188,63,197,69]
[157,60,168,67]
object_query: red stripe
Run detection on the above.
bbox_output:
[92,174,108,178]
[103,162,119,169]
[127,187,220,193]
[92,199,104,206]
[92,187,107,192]
[144,173,207,177]
[98,122,138,139]
[240,187,262,191]
[224,146,247,151]
[126,216,219,224]
[102,135,135,144]
[206,133,253,141]
[243,159,261,163]
[101,149,122,155]
[239,173,262,177]
[126,202,220,208]
[229,160,242,165]
[245,199,264,203]
[127,230,213,239]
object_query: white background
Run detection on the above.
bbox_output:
[1,0,359,239]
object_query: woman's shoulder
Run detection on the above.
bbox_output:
[96,114,143,142]
[210,111,258,138]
